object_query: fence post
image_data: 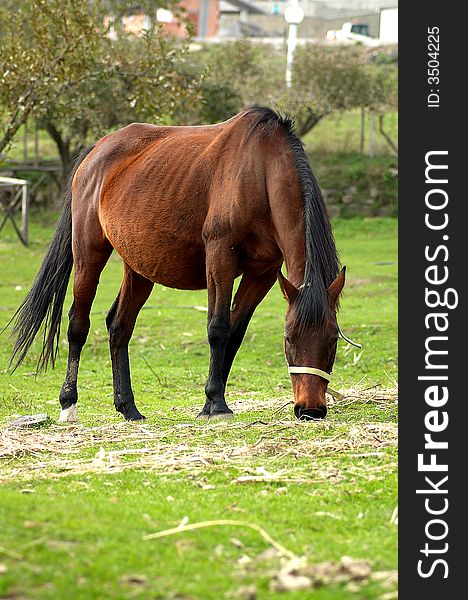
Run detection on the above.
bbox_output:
[21,181,29,246]
[34,123,39,166]
[23,121,28,163]
[369,112,376,157]
[360,108,366,154]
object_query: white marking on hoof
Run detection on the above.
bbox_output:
[58,405,78,423]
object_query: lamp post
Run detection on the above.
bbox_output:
[284,0,304,88]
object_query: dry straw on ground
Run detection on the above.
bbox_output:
[0,387,397,482]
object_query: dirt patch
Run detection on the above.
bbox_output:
[269,556,397,595]
[346,278,372,288]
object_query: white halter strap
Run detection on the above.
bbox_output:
[288,366,332,382]
[337,325,362,349]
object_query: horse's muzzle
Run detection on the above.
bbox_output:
[290,371,328,420]
[294,404,327,420]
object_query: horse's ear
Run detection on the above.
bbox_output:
[327,266,346,308]
[278,271,299,304]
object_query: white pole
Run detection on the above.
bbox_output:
[285,0,303,89]
[286,22,297,88]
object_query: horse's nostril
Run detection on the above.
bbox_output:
[294,404,327,420]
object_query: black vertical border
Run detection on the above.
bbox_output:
[399,2,466,597]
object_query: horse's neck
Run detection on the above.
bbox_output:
[264,137,307,287]
[272,210,306,288]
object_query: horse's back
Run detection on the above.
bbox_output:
[72,112,287,289]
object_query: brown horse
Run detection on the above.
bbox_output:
[10,107,346,422]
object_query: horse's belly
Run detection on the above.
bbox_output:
[146,242,207,289]
[105,223,207,289]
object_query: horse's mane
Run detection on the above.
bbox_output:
[244,106,340,330]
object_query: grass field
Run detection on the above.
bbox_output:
[303,111,398,157]
[0,215,397,599]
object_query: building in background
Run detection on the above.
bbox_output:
[379,7,398,43]
[163,0,219,38]
[108,1,220,39]
[110,0,398,43]
[219,0,398,42]
[219,0,269,38]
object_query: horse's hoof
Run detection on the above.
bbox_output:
[196,411,210,420]
[209,411,234,421]
[58,405,78,423]
[126,412,146,421]
[120,406,146,421]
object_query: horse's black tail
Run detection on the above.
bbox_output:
[8,146,94,372]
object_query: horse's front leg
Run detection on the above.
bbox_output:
[198,241,237,419]
[221,269,278,385]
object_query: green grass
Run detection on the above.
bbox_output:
[0,216,397,599]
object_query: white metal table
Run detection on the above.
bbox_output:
[0,175,30,246]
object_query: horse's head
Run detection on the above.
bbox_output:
[279,267,346,420]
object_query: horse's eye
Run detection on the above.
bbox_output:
[284,335,293,345]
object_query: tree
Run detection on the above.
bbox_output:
[191,40,284,124]
[0,0,199,184]
[0,0,101,156]
[289,45,392,137]
[38,26,199,185]
[370,63,398,155]
[193,41,396,143]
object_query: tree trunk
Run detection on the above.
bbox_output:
[44,122,74,192]
[296,111,323,137]
[378,114,398,156]
[0,111,30,157]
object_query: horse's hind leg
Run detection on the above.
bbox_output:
[58,242,112,422]
[106,264,153,420]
